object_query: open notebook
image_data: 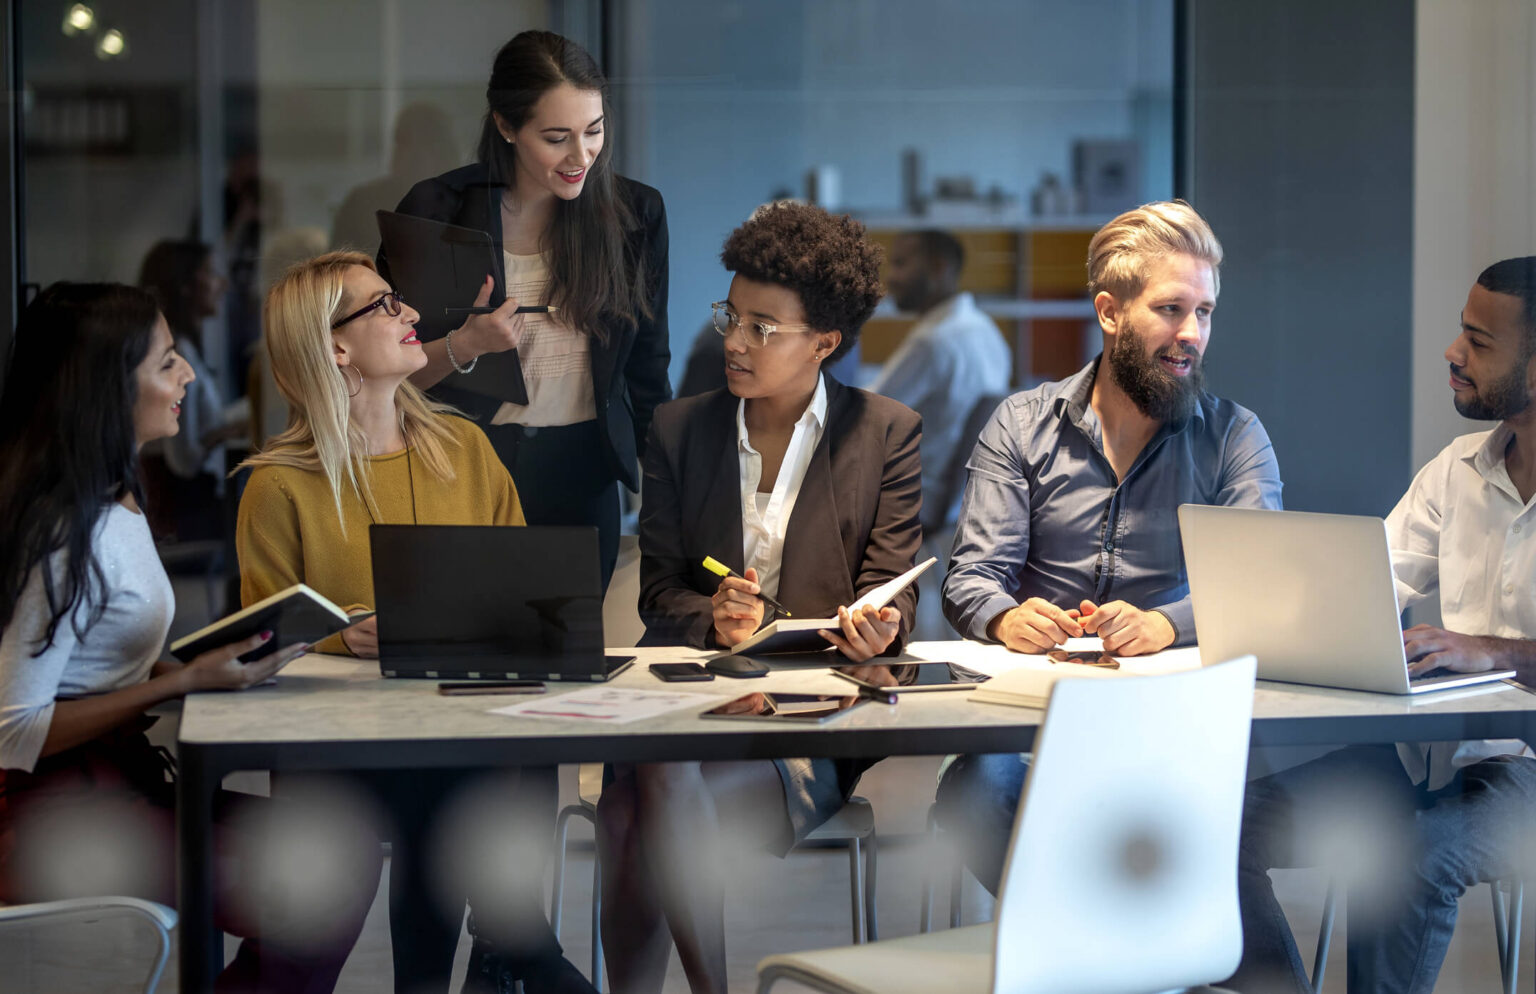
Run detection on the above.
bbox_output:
[719,557,937,656]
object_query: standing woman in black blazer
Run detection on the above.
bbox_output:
[598,204,923,994]
[379,30,669,586]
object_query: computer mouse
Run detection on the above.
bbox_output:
[705,655,771,678]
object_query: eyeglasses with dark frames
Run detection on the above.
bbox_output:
[332,290,405,330]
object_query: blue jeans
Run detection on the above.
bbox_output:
[1229,745,1536,994]
[933,752,1030,896]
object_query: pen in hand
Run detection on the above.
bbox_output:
[701,556,793,618]
[445,305,559,316]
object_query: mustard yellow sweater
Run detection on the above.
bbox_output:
[236,414,525,653]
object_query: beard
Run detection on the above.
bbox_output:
[1107,319,1205,423]
[1451,361,1531,421]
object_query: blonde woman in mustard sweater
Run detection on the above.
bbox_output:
[236,251,592,994]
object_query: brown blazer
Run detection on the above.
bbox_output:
[638,377,923,650]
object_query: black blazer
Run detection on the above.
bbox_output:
[378,163,671,492]
[638,377,924,651]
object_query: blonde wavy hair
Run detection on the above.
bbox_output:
[238,251,461,528]
[1087,200,1224,302]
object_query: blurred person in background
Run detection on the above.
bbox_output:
[138,239,249,541]
[871,228,1011,536]
[331,102,462,257]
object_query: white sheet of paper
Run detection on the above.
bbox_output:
[489,687,718,724]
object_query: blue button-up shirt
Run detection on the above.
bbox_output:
[942,360,1284,645]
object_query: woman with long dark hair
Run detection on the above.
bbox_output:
[380,29,670,587]
[0,283,379,992]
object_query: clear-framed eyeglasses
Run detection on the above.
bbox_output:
[710,300,813,348]
[333,290,405,330]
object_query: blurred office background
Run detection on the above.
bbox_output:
[4,2,1536,990]
[3,0,1533,598]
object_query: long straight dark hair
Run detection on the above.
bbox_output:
[476,30,649,340]
[0,283,158,652]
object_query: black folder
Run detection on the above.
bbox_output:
[376,209,528,405]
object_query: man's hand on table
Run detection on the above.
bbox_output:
[1075,600,1175,656]
[988,598,1084,652]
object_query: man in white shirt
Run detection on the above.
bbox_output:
[870,230,1011,532]
[1229,257,1536,994]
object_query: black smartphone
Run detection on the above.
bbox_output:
[1046,650,1120,669]
[650,662,715,682]
[437,680,546,696]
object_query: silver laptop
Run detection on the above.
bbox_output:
[1178,505,1515,695]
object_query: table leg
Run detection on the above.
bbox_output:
[176,745,223,993]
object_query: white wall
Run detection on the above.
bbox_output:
[1412,0,1536,469]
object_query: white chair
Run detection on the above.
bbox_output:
[757,655,1258,994]
[0,896,177,993]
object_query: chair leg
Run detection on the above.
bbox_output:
[948,856,963,929]
[847,836,866,944]
[1504,878,1523,994]
[863,830,879,943]
[590,841,604,990]
[550,805,577,934]
[144,918,172,994]
[1311,879,1339,994]
[919,806,938,933]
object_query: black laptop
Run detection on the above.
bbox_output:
[369,524,633,682]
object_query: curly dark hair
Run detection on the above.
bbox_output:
[719,202,884,363]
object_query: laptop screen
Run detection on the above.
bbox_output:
[369,524,605,675]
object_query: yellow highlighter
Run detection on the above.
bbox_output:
[701,556,793,618]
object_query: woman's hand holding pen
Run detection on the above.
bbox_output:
[454,275,527,360]
[711,566,765,648]
[821,605,901,663]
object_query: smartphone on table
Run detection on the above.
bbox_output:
[437,680,546,696]
[651,662,715,682]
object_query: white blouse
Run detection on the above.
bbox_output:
[490,251,597,428]
[737,375,829,604]
[0,503,172,771]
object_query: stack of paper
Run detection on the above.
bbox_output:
[969,662,1122,709]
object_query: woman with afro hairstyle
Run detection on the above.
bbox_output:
[597,202,923,994]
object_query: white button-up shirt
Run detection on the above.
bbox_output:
[1389,424,1536,788]
[738,375,829,604]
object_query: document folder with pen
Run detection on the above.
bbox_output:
[716,557,937,656]
[375,209,528,405]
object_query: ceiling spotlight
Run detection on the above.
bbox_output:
[62,3,95,36]
[95,28,126,59]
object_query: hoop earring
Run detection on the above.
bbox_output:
[341,365,363,398]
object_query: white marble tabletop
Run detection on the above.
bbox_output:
[177,639,1536,754]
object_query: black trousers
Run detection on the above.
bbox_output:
[482,420,621,591]
[349,766,566,994]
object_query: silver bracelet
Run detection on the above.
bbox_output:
[445,329,478,374]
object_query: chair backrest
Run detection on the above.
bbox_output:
[923,391,1008,536]
[990,655,1256,994]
